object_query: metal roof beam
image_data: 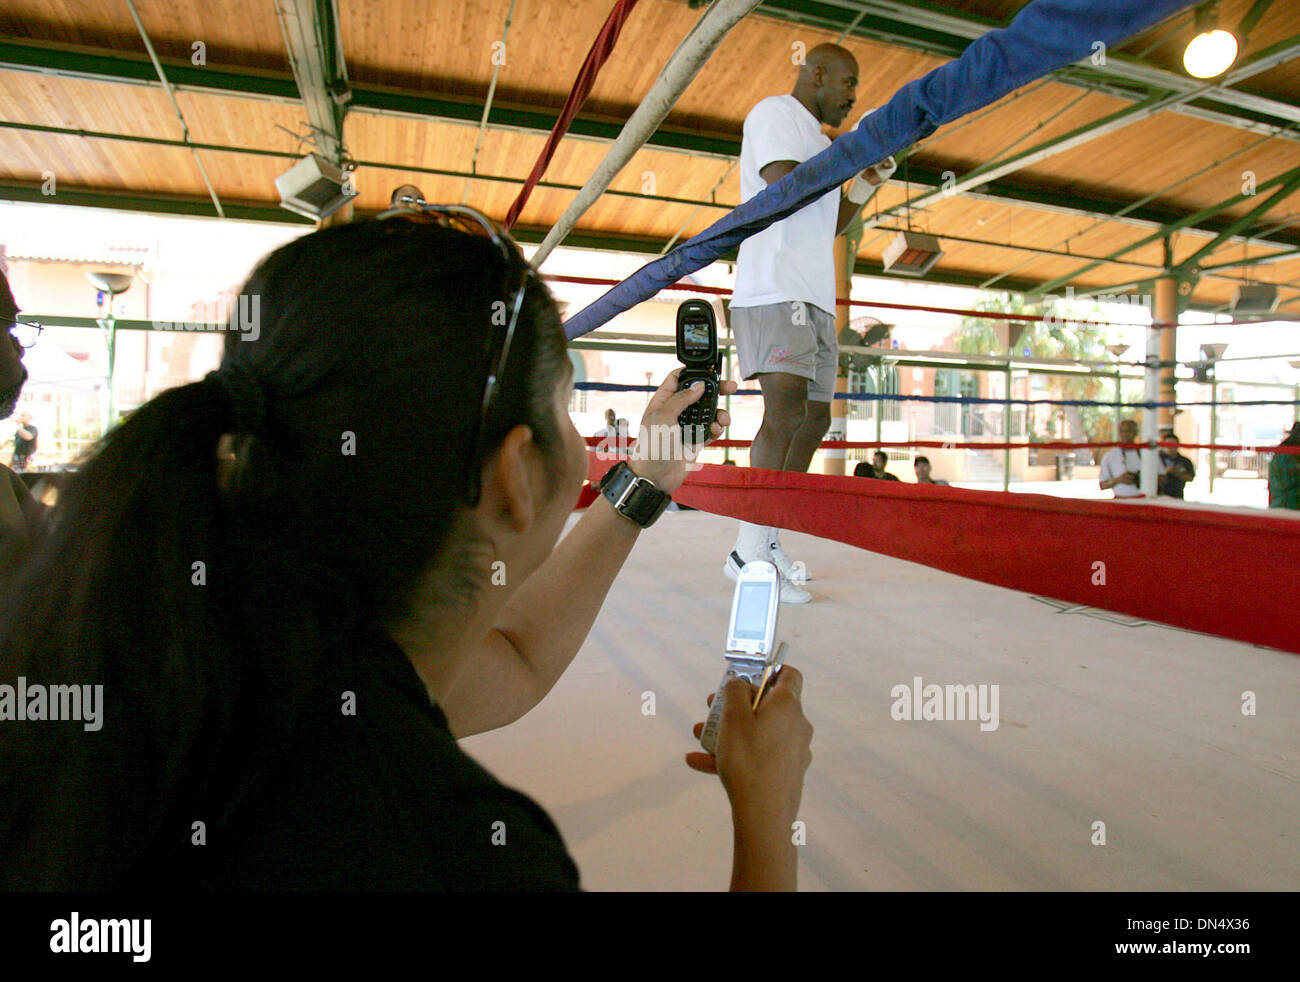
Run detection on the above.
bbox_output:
[1198,245,1300,271]
[0,38,739,157]
[757,1,1300,133]
[122,0,225,218]
[0,180,1052,295]
[0,120,735,211]
[863,32,1300,233]
[1029,163,1300,294]
[866,223,1261,287]
[849,1,1300,119]
[4,38,1298,254]
[0,181,314,224]
[6,24,1300,253]
[1173,166,1300,273]
[862,90,1197,232]
[273,0,349,166]
[5,114,1288,281]
[2,39,1300,249]
[886,163,1300,252]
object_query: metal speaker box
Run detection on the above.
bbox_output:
[1229,283,1278,315]
[274,154,353,220]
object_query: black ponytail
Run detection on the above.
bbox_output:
[0,378,244,887]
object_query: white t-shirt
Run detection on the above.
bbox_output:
[1099,447,1144,497]
[731,94,838,317]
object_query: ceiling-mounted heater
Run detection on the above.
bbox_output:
[274,154,353,221]
[882,230,943,277]
[1230,283,1278,315]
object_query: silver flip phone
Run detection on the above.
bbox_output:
[700,561,781,755]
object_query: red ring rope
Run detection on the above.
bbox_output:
[582,436,1300,454]
[583,452,1300,653]
[542,273,1297,331]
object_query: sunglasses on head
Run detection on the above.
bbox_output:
[376,192,535,505]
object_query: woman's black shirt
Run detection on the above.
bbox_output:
[200,628,581,890]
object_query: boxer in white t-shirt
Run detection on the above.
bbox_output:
[726,43,895,603]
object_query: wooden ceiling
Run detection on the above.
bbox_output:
[1,0,1298,311]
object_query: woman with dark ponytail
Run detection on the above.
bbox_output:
[0,205,814,891]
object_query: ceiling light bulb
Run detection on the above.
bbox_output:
[1183,29,1238,78]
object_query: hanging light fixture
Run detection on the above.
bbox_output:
[1183,3,1239,79]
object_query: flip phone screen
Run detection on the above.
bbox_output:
[700,561,781,755]
[733,582,773,640]
[675,299,721,443]
[681,321,712,357]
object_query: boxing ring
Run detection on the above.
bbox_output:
[463,510,1299,891]
[478,0,1299,889]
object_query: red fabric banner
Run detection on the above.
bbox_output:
[584,453,1300,653]
[503,0,641,230]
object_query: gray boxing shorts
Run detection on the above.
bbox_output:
[730,301,837,402]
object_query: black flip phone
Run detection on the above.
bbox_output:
[675,299,722,443]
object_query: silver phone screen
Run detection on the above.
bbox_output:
[734,581,773,640]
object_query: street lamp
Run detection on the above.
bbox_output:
[88,271,134,433]
[1107,344,1130,445]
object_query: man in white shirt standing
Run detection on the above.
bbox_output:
[1099,418,1145,499]
[726,42,894,602]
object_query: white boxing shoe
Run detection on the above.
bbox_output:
[723,551,812,605]
[769,537,811,584]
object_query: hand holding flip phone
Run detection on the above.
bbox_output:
[675,299,722,444]
[700,561,784,755]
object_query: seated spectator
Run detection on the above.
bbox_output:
[872,450,900,481]
[1156,431,1195,499]
[913,455,948,486]
[853,459,876,478]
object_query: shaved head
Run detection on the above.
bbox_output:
[801,43,857,77]
[793,43,859,127]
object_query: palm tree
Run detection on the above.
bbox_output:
[955,293,1112,463]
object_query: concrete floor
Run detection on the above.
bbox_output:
[461,511,1299,891]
